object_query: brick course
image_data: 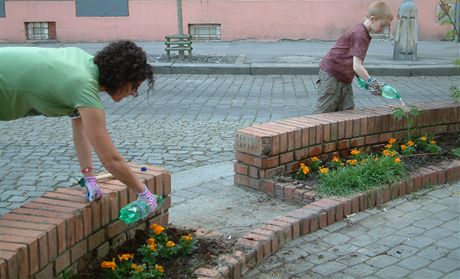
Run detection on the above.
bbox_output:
[0,164,171,279]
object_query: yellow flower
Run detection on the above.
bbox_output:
[181,234,193,241]
[166,241,176,247]
[420,136,427,141]
[148,243,157,251]
[155,264,164,273]
[430,140,436,145]
[400,144,407,151]
[319,167,329,174]
[374,157,379,161]
[347,159,357,166]
[388,138,397,144]
[340,162,345,167]
[300,162,305,167]
[147,237,156,245]
[394,158,401,163]
[385,144,393,149]
[131,263,144,272]
[301,166,310,175]
[383,150,391,156]
[407,140,414,147]
[311,157,319,162]
[101,260,117,271]
[350,149,360,156]
[391,151,398,157]
[118,253,134,262]
[332,156,340,162]
[150,224,165,235]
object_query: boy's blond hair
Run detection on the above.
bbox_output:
[368,1,394,20]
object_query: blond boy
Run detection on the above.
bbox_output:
[313,1,394,113]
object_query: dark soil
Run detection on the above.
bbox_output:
[273,133,460,191]
[73,226,237,279]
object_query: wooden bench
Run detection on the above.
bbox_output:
[165,34,193,60]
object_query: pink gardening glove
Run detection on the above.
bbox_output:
[84,176,104,202]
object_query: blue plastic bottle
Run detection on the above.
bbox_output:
[119,195,164,224]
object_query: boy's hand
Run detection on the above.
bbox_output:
[367,77,384,96]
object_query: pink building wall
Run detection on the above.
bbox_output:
[0,0,451,42]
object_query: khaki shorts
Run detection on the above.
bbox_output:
[313,69,354,114]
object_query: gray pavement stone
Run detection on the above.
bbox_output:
[366,255,399,268]
[344,263,378,277]
[311,262,347,276]
[375,265,411,279]
[418,246,450,261]
[407,268,443,279]
[429,257,459,273]
[397,255,431,271]
[443,270,460,279]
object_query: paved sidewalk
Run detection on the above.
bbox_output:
[2,40,459,75]
[244,182,460,279]
[0,40,459,277]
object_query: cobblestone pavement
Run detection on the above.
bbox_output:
[0,75,458,215]
[244,182,460,279]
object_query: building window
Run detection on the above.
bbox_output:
[189,24,221,40]
[76,0,128,17]
[0,0,5,18]
[25,22,57,40]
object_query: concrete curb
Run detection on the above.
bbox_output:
[152,63,460,76]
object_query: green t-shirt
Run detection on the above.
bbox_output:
[0,46,103,120]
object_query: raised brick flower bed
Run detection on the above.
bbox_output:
[0,163,171,279]
[189,101,460,279]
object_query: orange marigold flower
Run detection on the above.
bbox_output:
[351,149,360,155]
[388,138,397,144]
[118,253,134,262]
[155,264,165,273]
[332,156,340,162]
[150,224,165,235]
[340,163,345,167]
[394,158,401,163]
[311,156,319,162]
[348,159,357,165]
[383,150,391,156]
[181,234,193,241]
[420,136,427,141]
[147,238,156,245]
[148,243,157,251]
[131,263,144,272]
[385,144,393,149]
[301,166,310,175]
[166,241,176,247]
[101,260,117,270]
[407,140,414,147]
[319,167,329,174]
[400,144,407,151]
[430,140,436,145]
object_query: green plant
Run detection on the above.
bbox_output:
[438,0,460,41]
[317,153,406,196]
[393,105,420,138]
[100,224,197,278]
[416,135,442,154]
[452,147,460,158]
[294,157,322,180]
[450,86,460,103]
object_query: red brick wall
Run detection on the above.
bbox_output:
[234,101,460,190]
[0,163,171,279]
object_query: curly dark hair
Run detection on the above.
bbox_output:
[94,40,154,95]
